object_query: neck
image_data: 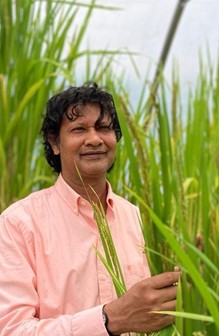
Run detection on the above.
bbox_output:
[62,173,108,211]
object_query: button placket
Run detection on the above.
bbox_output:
[96,236,114,303]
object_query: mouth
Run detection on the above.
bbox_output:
[80,151,106,159]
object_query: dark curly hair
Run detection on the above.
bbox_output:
[41,82,122,173]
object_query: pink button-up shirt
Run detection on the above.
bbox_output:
[0,175,150,335]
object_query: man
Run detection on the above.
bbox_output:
[0,82,180,335]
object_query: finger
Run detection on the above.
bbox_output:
[158,285,178,302]
[146,308,176,328]
[152,272,181,289]
[174,266,181,272]
[149,300,177,318]
[161,299,177,311]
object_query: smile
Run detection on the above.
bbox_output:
[80,152,106,159]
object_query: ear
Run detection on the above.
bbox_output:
[47,134,60,155]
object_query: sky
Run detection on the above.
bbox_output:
[75,0,219,103]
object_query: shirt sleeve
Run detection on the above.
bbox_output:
[0,214,109,336]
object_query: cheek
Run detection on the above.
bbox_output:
[111,142,116,153]
[108,133,117,147]
[59,136,79,152]
[108,140,117,159]
[111,138,117,152]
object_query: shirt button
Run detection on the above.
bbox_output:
[99,273,107,281]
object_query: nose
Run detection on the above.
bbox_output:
[84,127,104,146]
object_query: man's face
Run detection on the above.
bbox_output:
[51,103,117,185]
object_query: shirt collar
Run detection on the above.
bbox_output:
[54,174,114,216]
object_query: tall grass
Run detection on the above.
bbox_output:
[106,61,219,335]
[91,188,179,336]
[0,0,120,212]
[1,1,219,334]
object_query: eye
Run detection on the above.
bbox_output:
[96,123,113,132]
[99,126,110,131]
[71,127,86,133]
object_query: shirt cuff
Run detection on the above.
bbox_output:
[71,304,108,336]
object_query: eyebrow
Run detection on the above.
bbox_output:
[72,120,112,128]
[71,114,111,124]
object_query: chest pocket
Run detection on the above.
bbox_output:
[124,263,147,289]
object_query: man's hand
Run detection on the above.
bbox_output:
[104,271,181,335]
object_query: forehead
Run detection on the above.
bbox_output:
[65,103,111,122]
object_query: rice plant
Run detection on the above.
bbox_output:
[0,0,121,212]
[1,1,218,334]
[106,60,219,335]
[90,189,179,336]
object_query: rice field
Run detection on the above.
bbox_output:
[0,1,219,335]
[106,64,219,335]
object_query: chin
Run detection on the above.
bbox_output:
[81,164,109,177]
